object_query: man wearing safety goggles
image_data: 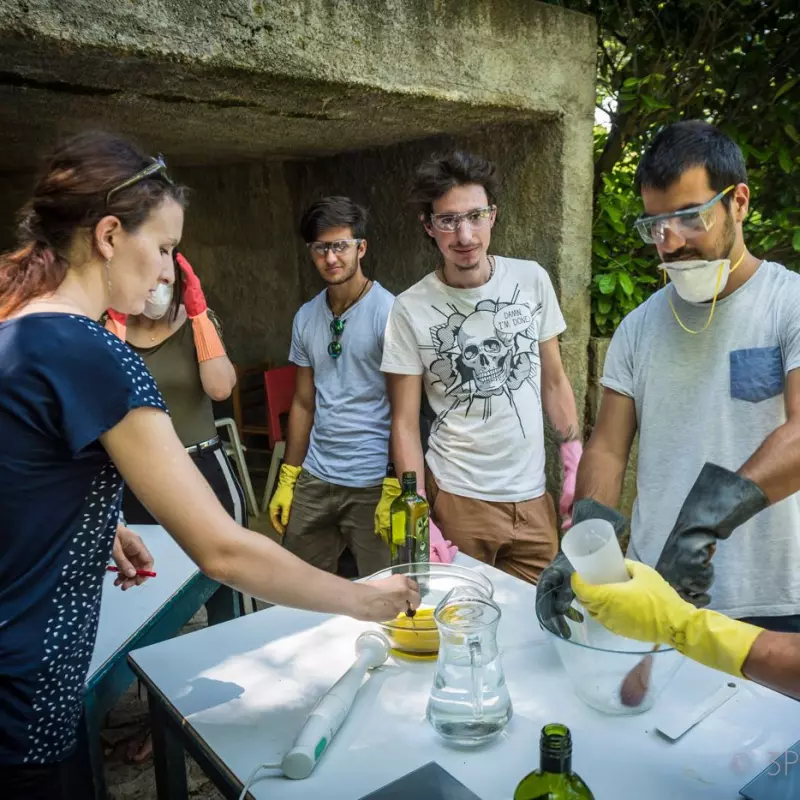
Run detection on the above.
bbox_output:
[268,196,395,577]
[538,120,800,637]
[379,151,582,583]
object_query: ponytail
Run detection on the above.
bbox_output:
[0,242,68,319]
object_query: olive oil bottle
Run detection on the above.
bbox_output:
[513,723,595,799]
[389,471,430,566]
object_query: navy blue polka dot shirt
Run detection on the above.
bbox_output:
[0,313,167,765]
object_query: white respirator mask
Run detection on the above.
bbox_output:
[142,282,174,320]
[658,250,745,334]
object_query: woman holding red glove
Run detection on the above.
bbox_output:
[106,251,245,533]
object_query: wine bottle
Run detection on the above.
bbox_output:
[513,723,595,799]
[389,471,430,566]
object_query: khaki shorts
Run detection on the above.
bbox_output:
[283,470,391,578]
[425,470,558,585]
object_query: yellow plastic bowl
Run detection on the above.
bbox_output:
[382,608,439,657]
[366,562,494,659]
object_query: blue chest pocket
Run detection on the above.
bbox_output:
[729,346,784,403]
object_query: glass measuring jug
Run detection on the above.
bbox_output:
[426,585,512,746]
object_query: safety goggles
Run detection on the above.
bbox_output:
[328,317,346,359]
[307,239,362,257]
[633,186,734,245]
[106,155,173,206]
[429,205,496,233]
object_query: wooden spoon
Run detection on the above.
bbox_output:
[620,644,661,707]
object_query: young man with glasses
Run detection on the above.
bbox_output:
[538,120,800,638]
[268,196,395,577]
[379,151,583,584]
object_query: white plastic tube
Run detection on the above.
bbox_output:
[562,518,629,585]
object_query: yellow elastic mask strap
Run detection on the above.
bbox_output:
[666,250,746,335]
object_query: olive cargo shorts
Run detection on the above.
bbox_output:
[282,470,391,578]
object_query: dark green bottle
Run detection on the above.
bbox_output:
[389,471,430,565]
[513,724,595,800]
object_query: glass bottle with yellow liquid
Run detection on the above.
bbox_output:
[514,723,595,799]
[389,471,430,566]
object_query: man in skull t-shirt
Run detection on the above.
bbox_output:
[381,151,582,583]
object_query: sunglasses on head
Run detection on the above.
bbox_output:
[106,155,173,207]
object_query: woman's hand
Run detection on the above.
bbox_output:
[349,575,421,622]
[112,524,155,590]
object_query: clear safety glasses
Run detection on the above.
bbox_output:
[633,186,734,245]
[429,205,496,233]
[307,239,362,257]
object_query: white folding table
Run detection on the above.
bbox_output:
[128,555,800,799]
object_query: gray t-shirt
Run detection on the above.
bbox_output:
[603,261,800,619]
[289,282,394,488]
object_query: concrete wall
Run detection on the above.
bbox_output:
[0,172,35,250]
[0,1,597,168]
[175,162,304,364]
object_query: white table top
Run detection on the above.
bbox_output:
[129,556,800,799]
[87,524,199,682]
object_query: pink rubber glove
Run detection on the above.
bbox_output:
[429,518,457,564]
[559,440,583,529]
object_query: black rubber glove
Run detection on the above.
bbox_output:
[535,498,629,639]
[655,462,768,608]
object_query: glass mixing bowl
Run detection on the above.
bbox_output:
[536,586,684,715]
[364,563,494,659]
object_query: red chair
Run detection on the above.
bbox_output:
[260,365,297,512]
[263,365,297,449]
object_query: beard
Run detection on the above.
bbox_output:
[322,256,359,286]
[666,211,737,263]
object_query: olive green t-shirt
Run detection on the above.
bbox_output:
[128,318,218,447]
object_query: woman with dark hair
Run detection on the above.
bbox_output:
[105,249,244,763]
[110,250,244,529]
[0,131,418,799]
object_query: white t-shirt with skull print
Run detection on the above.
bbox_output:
[381,255,566,502]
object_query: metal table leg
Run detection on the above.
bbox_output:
[206,584,242,626]
[149,690,189,800]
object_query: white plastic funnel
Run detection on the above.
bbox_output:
[562,518,629,585]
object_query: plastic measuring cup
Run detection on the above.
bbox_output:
[561,518,629,585]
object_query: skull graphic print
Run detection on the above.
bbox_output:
[428,289,543,437]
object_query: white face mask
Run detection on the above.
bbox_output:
[142,283,173,320]
[659,259,731,304]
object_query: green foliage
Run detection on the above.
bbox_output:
[545,0,800,335]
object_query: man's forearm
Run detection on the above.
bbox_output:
[391,420,426,489]
[742,630,800,699]
[284,404,314,467]
[574,444,627,508]
[542,373,580,443]
[738,420,800,504]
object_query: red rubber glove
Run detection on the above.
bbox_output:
[430,518,458,564]
[174,253,225,361]
[559,440,583,530]
[105,309,128,341]
[175,253,208,318]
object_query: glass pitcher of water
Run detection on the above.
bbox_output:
[426,584,512,746]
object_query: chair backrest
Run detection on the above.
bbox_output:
[231,360,272,442]
[264,365,298,448]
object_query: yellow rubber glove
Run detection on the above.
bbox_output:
[571,560,763,678]
[269,464,302,535]
[374,477,402,543]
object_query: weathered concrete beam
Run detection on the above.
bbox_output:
[0,0,595,167]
